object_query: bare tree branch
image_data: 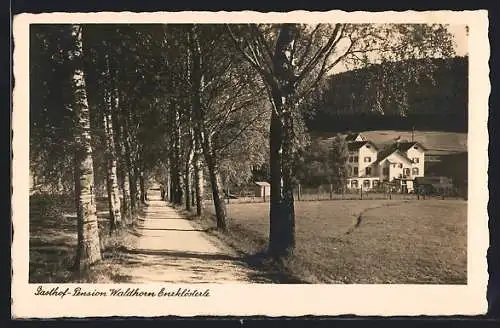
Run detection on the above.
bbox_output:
[295,24,321,69]
[225,24,273,81]
[294,24,343,85]
[213,108,269,154]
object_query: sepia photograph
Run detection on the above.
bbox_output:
[12,10,489,317]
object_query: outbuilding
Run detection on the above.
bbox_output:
[254,181,271,198]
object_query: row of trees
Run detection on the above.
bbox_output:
[30,23,456,270]
[295,135,349,190]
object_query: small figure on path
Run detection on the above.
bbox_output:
[160,184,165,200]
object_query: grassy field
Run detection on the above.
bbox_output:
[201,199,467,284]
[29,194,140,283]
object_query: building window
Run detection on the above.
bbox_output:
[363,180,371,188]
[403,168,410,176]
[393,164,397,168]
[353,167,359,175]
[351,180,358,188]
[354,156,359,163]
[412,168,419,175]
[364,156,371,162]
[414,146,418,150]
[398,163,403,168]
[373,180,379,188]
[413,157,419,163]
[365,167,372,176]
[366,144,371,148]
[349,157,353,163]
[383,167,389,175]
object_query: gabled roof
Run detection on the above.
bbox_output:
[394,141,427,152]
[345,132,365,142]
[347,141,378,152]
[375,146,413,164]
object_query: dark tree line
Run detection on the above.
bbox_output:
[305,56,468,133]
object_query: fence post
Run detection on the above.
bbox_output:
[360,185,363,200]
[297,184,301,201]
[329,183,333,200]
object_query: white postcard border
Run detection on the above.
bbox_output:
[12,10,490,318]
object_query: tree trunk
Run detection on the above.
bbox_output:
[111,72,132,224]
[122,111,138,219]
[193,137,204,216]
[165,170,170,201]
[268,25,298,258]
[189,26,207,218]
[128,161,138,214]
[70,25,102,270]
[184,144,194,211]
[115,125,132,224]
[268,104,296,257]
[204,141,227,230]
[119,165,132,223]
[169,107,183,205]
[103,86,122,234]
[209,167,227,230]
[191,182,196,208]
[139,171,146,204]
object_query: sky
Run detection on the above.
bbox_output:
[330,25,468,75]
[448,24,468,57]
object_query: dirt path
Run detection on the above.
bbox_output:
[113,190,272,283]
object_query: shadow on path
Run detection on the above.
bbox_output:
[109,191,300,284]
[123,248,242,262]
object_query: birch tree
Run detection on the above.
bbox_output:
[69,25,102,269]
[102,53,122,232]
[188,24,269,229]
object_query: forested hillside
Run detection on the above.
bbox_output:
[305,56,468,133]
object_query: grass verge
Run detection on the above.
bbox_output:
[29,193,143,283]
[194,199,467,284]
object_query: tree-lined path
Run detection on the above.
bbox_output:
[29,23,459,281]
[113,190,272,283]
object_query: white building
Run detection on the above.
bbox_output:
[345,134,426,193]
[346,140,380,190]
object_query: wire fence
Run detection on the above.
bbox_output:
[204,184,465,204]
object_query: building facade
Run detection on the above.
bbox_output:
[345,134,426,193]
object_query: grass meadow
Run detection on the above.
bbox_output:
[29,193,467,284]
[201,199,467,284]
